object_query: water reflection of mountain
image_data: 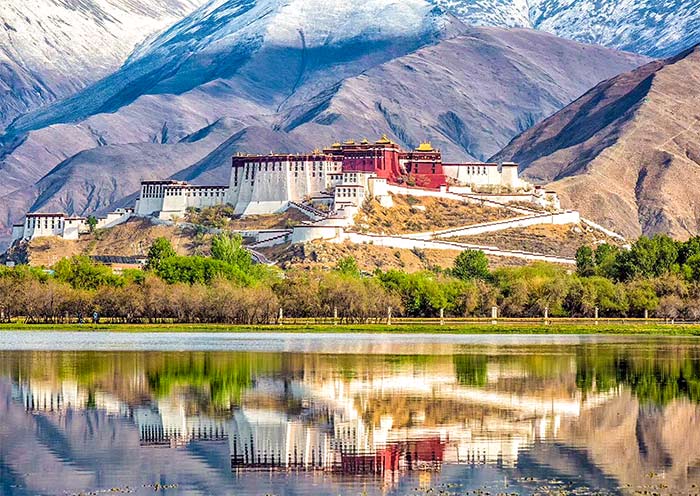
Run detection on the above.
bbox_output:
[2,346,700,495]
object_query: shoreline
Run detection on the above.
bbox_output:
[2,322,700,335]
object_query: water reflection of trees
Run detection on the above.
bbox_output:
[576,346,700,404]
[4,346,700,415]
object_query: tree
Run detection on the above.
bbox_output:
[575,246,596,277]
[53,256,120,290]
[335,256,361,278]
[452,250,490,281]
[626,279,659,317]
[594,243,620,278]
[146,238,177,272]
[684,254,700,282]
[87,215,98,233]
[211,232,252,271]
[651,234,680,276]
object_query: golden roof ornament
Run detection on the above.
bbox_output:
[416,141,434,152]
[376,134,391,145]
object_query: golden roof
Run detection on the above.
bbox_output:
[375,134,392,145]
[344,139,356,145]
[416,141,434,152]
[361,138,369,144]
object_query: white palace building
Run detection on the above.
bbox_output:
[11,137,557,244]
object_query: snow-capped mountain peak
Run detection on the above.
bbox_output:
[430,0,700,57]
[0,0,208,129]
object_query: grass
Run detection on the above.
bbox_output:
[2,321,700,335]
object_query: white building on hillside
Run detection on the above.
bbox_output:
[442,162,525,190]
[134,180,229,220]
[11,213,89,242]
[11,208,134,243]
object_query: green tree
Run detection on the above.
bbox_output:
[626,279,659,316]
[594,243,619,278]
[53,256,120,290]
[575,246,596,277]
[146,238,177,272]
[651,234,680,276]
[685,254,700,282]
[211,232,252,271]
[87,216,98,233]
[679,237,700,265]
[452,250,490,281]
[335,256,361,278]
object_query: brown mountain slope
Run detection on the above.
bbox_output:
[493,46,700,240]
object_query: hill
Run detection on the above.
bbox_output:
[493,46,700,240]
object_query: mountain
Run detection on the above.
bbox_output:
[1,0,696,135]
[0,0,648,241]
[0,0,207,130]
[493,46,700,240]
[433,0,700,57]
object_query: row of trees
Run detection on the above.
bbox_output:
[576,235,700,282]
[2,234,700,324]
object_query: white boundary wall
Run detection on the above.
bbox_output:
[407,211,581,240]
[335,233,575,265]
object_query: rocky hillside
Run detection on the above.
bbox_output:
[493,46,700,240]
[0,0,206,130]
[0,0,647,243]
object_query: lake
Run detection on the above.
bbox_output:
[1,332,699,496]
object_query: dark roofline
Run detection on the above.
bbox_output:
[26,212,66,217]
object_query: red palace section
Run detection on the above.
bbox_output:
[326,136,448,189]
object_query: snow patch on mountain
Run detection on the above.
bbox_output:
[432,0,531,28]
[430,0,700,57]
[0,0,207,128]
[266,0,442,46]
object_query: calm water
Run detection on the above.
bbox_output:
[1,333,700,496]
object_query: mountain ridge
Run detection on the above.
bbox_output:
[0,0,208,130]
[493,45,700,239]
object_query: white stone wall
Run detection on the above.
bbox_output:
[12,214,89,242]
[407,211,582,240]
[96,209,132,230]
[228,158,342,216]
[367,177,393,208]
[136,182,172,217]
[443,163,527,190]
[63,218,87,240]
[185,187,228,210]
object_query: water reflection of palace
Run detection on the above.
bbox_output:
[9,357,618,478]
[13,380,229,447]
[4,346,700,496]
[227,361,617,475]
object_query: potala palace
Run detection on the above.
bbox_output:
[11,136,567,250]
